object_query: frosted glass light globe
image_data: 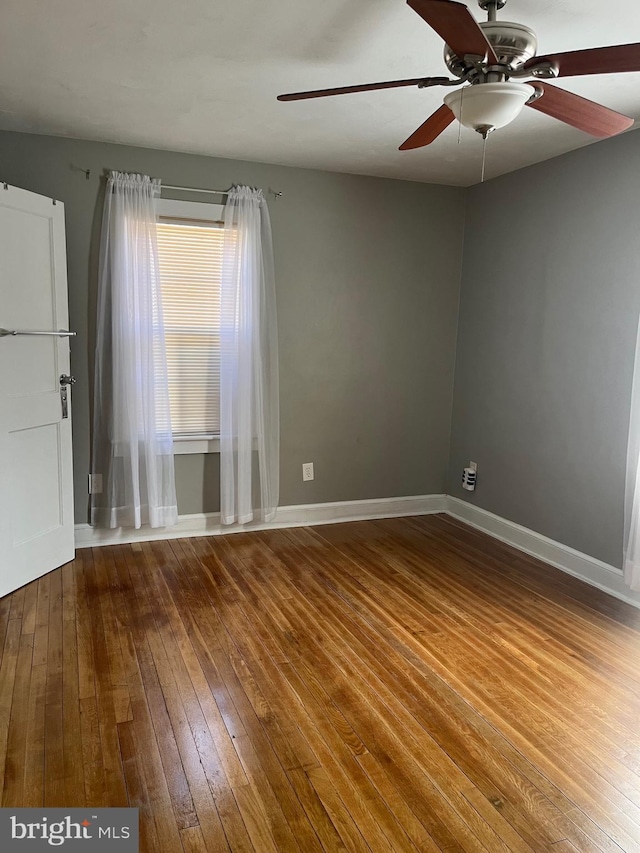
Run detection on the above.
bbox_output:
[444,82,535,133]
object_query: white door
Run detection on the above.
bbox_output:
[0,183,75,598]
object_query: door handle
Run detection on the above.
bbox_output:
[59,374,76,386]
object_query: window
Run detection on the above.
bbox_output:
[156,198,225,453]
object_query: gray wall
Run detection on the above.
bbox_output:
[2,126,638,568]
[0,131,465,521]
[449,128,640,568]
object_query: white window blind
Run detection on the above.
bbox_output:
[157,216,223,436]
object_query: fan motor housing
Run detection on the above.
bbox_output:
[444,21,538,76]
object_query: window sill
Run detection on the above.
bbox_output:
[173,435,220,455]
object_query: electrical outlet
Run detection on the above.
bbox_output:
[302,462,314,482]
[88,473,103,494]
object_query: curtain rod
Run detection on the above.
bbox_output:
[162,183,283,199]
[71,167,284,198]
[162,184,228,195]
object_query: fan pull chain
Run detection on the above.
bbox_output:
[481,132,488,182]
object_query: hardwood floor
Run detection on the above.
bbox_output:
[2,514,640,851]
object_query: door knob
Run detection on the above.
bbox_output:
[59,374,76,386]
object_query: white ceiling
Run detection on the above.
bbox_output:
[1,0,639,186]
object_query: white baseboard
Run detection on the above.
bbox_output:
[446,496,640,609]
[74,493,447,549]
[73,492,640,610]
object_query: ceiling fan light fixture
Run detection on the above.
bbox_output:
[279,0,640,150]
[443,82,534,133]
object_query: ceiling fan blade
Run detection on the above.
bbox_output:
[524,43,640,78]
[399,104,456,149]
[278,76,435,101]
[407,0,498,64]
[526,82,634,137]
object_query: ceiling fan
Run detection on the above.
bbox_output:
[277,0,639,149]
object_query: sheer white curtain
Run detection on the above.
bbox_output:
[220,186,279,524]
[624,313,640,589]
[91,172,178,529]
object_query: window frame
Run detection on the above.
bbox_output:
[156,197,225,455]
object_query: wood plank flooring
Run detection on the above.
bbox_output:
[2,513,640,851]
